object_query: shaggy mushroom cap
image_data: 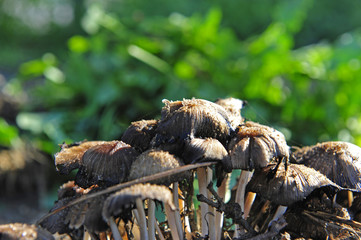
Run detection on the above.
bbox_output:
[154,98,233,145]
[182,137,229,164]
[0,223,54,240]
[121,119,159,151]
[228,121,289,170]
[75,140,140,188]
[246,163,340,206]
[291,141,361,191]
[102,183,175,221]
[54,140,108,174]
[215,97,246,129]
[128,149,189,185]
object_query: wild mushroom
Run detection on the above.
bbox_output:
[153,98,233,146]
[128,149,189,239]
[121,119,159,152]
[228,121,289,236]
[182,137,229,239]
[0,223,54,240]
[291,141,361,207]
[246,162,341,227]
[74,140,140,188]
[215,97,247,129]
[103,183,176,240]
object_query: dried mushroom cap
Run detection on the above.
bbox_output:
[55,140,107,174]
[128,149,188,185]
[228,121,289,170]
[182,137,228,164]
[246,163,340,206]
[121,119,158,151]
[0,223,54,240]
[215,97,246,128]
[103,183,175,221]
[75,140,140,188]
[292,141,361,191]
[155,98,233,145]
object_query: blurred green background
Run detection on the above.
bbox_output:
[1,0,361,223]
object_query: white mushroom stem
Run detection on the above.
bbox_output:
[268,205,288,227]
[234,170,253,238]
[164,203,180,240]
[135,198,148,240]
[348,190,354,208]
[173,182,184,239]
[148,199,156,240]
[215,173,229,240]
[83,230,91,240]
[243,192,257,219]
[207,168,216,240]
[108,216,123,240]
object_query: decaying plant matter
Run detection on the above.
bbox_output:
[4,97,361,240]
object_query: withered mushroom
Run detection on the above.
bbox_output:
[75,140,140,188]
[291,141,361,207]
[215,97,246,129]
[0,223,54,240]
[154,98,233,146]
[182,137,229,239]
[103,183,176,240]
[121,119,158,152]
[228,121,289,237]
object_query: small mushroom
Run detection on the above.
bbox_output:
[154,98,233,146]
[291,141,361,207]
[75,140,140,188]
[228,121,289,236]
[0,223,54,240]
[54,140,107,174]
[215,97,246,129]
[121,119,159,152]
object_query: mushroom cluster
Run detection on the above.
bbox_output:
[23,97,361,239]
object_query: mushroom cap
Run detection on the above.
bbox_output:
[102,183,175,221]
[182,137,229,164]
[121,119,159,151]
[215,97,246,129]
[291,141,361,191]
[54,140,108,174]
[246,163,340,206]
[155,98,233,145]
[0,223,54,240]
[128,149,189,185]
[75,141,140,188]
[228,121,289,170]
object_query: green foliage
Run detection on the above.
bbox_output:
[4,0,361,154]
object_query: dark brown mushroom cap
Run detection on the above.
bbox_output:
[291,141,361,191]
[155,98,233,145]
[246,163,340,206]
[0,223,54,240]
[54,140,107,174]
[228,121,289,170]
[215,97,246,129]
[121,119,159,151]
[182,137,229,164]
[75,141,140,188]
[128,149,189,185]
[102,183,175,221]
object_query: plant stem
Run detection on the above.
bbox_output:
[135,198,148,240]
[108,216,123,240]
[148,199,156,240]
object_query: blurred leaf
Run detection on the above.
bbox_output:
[0,118,19,146]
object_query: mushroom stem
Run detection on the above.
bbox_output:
[83,230,91,240]
[173,182,184,239]
[215,173,229,240]
[243,192,257,219]
[268,205,288,227]
[197,167,215,238]
[154,220,166,240]
[148,199,156,240]
[207,168,216,240]
[348,191,354,208]
[108,216,123,240]
[234,170,253,238]
[135,198,148,240]
[164,203,180,240]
